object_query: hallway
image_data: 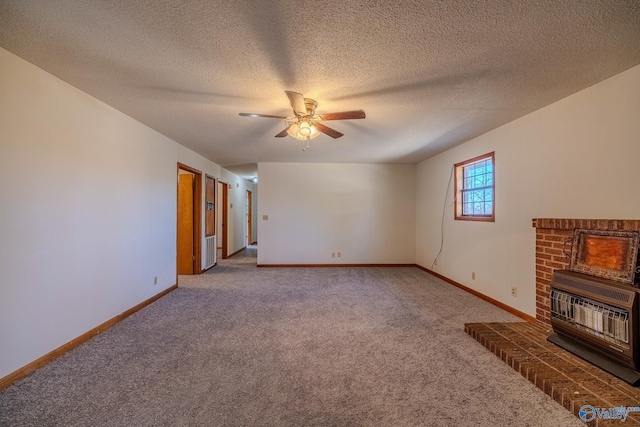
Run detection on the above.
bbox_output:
[216,244,257,268]
[178,245,258,288]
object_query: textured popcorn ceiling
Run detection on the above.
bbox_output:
[1,1,640,178]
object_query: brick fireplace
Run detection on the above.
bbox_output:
[462,219,640,411]
[533,218,640,324]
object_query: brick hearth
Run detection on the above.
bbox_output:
[466,322,640,426]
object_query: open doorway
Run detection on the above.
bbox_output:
[217,180,229,259]
[246,190,253,246]
[177,163,202,275]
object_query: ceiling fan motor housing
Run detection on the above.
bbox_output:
[303,98,317,116]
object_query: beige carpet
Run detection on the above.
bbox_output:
[0,247,583,426]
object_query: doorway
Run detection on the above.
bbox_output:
[217,181,229,259]
[177,163,202,275]
[246,190,253,246]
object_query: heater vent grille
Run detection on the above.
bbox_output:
[551,289,630,348]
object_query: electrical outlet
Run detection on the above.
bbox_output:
[262,215,268,220]
[511,287,517,297]
[154,276,158,285]
[472,272,476,280]
[337,252,341,258]
[332,252,335,258]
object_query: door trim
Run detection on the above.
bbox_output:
[246,189,253,246]
[177,163,202,276]
[221,181,229,259]
[205,174,216,238]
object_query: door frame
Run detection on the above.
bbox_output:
[205,174,216,238]
[220,181,229,259]
[177,163,202,276]
[246,189,253,246]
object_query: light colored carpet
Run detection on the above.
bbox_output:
[0,247,584,426]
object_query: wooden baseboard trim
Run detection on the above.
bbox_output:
[416,265,536,323]
[0,284,177,391]
[257,263,415,268]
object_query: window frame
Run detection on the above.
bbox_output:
[454,151,495,222]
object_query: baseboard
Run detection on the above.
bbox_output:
[0,284,177,391]
[257,263,415,268]
[416,265,536,323]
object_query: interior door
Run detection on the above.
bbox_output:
[177,173,194,274]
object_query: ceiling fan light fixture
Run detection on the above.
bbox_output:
[287,123,299,138]
[240,90,365,143]
[298,121,311,137]
[287,120,320,141]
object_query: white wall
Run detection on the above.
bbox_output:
[258,163,416,265]
[0,48,248,379]
[416,64,640,317]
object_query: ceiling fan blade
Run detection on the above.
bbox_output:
[275,126,291,137]
[314,122,344,139]
[285,91,307,116]
[317,110,366,121]
[239,113,288,119]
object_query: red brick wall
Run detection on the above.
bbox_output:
[534,228,572,323]
[532,219,640,324]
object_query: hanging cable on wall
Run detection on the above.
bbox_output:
[431,164,455,270]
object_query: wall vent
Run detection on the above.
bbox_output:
[205,236,216,269]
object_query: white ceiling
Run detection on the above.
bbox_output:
[1,1,640,180]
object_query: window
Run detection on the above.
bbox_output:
[454,152,494,221]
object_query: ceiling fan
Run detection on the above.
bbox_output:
[239,91,365,143]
